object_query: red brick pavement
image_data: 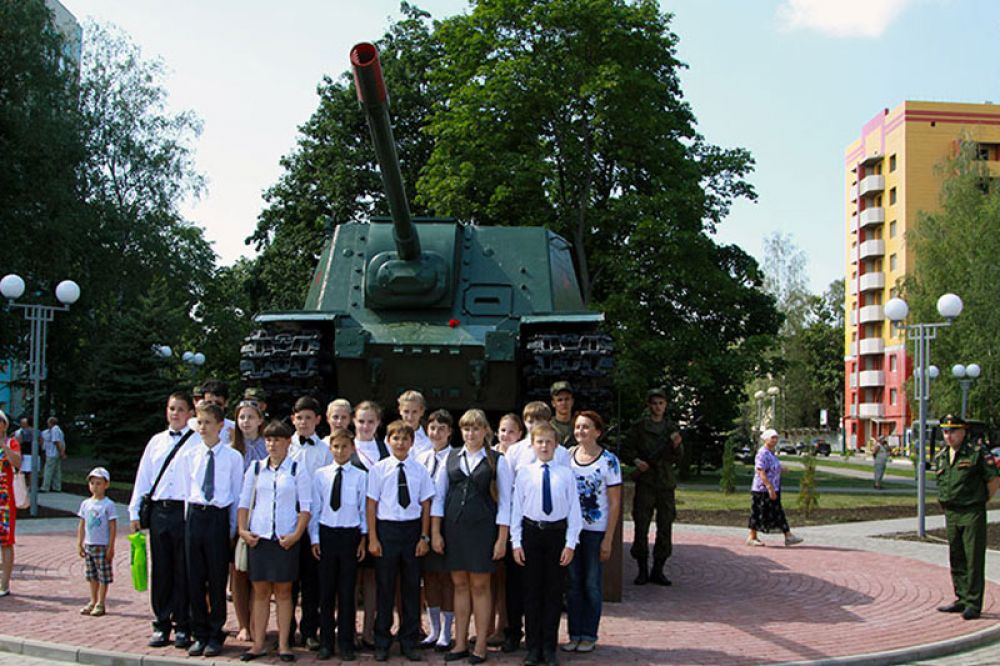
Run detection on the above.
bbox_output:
[1,528,997,665]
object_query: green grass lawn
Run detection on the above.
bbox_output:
[674,488,922,512]
[781,455,913,477]
[683,463,905,491]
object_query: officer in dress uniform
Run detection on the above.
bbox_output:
[934,415,1000,620]
[621,387,682,586]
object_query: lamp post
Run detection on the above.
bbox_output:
[753,390,765,441]
[885,293,962,537]
[153,345,206,382]
[1,274,80,516]
[951,363,981,419]
[767,386,780,429]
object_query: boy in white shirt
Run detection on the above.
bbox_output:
[77,467,116,617]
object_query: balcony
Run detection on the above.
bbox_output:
[858,305,884,324]
[859,207,885,228]
[850,215,859,234]
[858,153,883,167]
[859,239,885,261]
[859,337,885,355]
[859,174,885,197]
[859,271,885,292]
[859,402,885,418]
[848,342,857,356]
[859,370,885,387]
[848,280,858,295]
[849,184,858,202]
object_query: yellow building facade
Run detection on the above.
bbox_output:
[843,101,1000,449]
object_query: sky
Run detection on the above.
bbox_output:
[57,0,1000,294]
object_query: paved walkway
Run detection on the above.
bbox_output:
[3,494,1000,665]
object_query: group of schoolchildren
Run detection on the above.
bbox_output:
[79,378,623,665]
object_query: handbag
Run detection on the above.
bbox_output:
[13,472,28,510]
[235,461,261,573]
[139,430,194,528]
[129,531,149,592]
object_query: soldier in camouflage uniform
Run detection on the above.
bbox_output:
[549,381,575,447]
[934,415,1000,620]
[621,388,682,586]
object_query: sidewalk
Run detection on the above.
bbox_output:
[2,493,999,665]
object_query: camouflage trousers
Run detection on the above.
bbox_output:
[630,486,676,561]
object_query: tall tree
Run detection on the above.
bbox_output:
[905,142,1000,427]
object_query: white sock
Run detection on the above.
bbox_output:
[437,611,454,645]
[424,607,441,643]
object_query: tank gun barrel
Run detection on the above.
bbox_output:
[350,42,420,261]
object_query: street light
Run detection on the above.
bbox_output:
[767,386,780,429]
[885,292,962,537]
[753,390,765,440]
[153,345,206,378]
[952,363,981,419]
[1,273,80,516]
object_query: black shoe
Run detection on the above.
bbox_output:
[279,652,296,662]
[340,646,357,662]
[240,651,265,662]
[148,631,170,648]
[962,607,981,620]
[174,631,191,649]
[502,637,521,653]
[305,637,321,651]
[317,646,333,660]
[937,601,965,613]
[360,639,377,651]
[204,641,224,657]
[470,653,488,664]
[374,648,389,662]
[403,648,423,662]
[650,558,672,585]
[524,652,543,666]
[445,650,470,661]
[543,651,558,666]
[188,640,207,657]
[633,557,649,585]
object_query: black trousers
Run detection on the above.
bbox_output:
[521,521,567,658]
[504,538,524,641]
[374,519,421,651]
[149,501,189,634]
[319,525,362,651]
[185,505,231,644]
[290,531,320,641]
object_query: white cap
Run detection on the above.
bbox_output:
[87,467,111,482]
[760,428,779,441]
[0,410,8,424]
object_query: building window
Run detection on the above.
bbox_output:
[890,388,897,405]
[890,253,898,271]
[876,195,882,207]
[889,187,897,205]
[889,220,897,238]
[890,356,897,372]
[889,154,897,172]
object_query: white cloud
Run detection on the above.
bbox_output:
[776,0,914,38]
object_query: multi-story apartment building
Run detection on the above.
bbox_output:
[843,101,1000,450]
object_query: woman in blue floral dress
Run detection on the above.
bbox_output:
[564,411,621,653]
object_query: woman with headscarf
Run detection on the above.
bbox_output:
[746,429,803,547]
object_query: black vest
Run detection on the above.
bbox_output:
[444,448,499,523]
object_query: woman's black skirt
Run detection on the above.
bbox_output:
[748,490,790,534]
[248,537,301,583]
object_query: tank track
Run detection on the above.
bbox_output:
[521,331,615,410]
[239,327,329,418]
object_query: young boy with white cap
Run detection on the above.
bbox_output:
[77,466,117,616]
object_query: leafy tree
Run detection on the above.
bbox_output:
[797,451,820,518]
[905,142,1000,428]
[719,433,738,495]
[418,0,779,434]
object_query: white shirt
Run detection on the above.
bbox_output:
[181,441,245,536]
[239,455,312,540]
[188,416,236,444]
[309,463,369,542]
[355,438,386,470]
[569,448,623,532]
[417,446,451,483]
[128,427,202,520]
[510,459,582,550]
[431,446,513,526]
[410,426,433,459]
[507,437,571,477]
[366,455,435,522]
[41,425,65,457]
[290,432,333,475]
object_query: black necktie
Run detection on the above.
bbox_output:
[302,437,313,446]
[330,466,343,511]
[169,430,183,437]
[431,454,440,479]
[203,449,215,502]
[542,463,552,515]
[397,462,410,508]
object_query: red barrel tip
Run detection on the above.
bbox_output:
[350,42,379,67]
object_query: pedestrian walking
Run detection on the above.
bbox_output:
[873,437,890,489]
[746,429,803,547]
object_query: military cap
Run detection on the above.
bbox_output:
[550,380,574,396]
[244,387,268,402]
[646,387,668,401]
[940,414,967,430]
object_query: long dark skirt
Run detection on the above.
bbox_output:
[748,490,790,534]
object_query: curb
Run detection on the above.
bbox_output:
[4,626,1000,666]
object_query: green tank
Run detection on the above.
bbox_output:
[240,42,613,416]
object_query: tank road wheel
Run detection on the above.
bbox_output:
[239,326,333,418]
[521,331,614,410]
